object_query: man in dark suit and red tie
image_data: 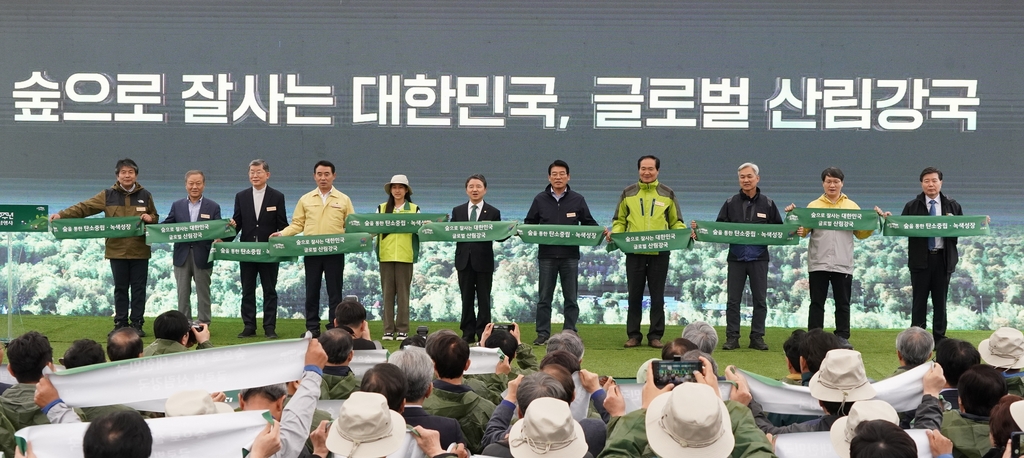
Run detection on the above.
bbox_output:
[162,170,223,326]
[451,174,501,344]
[231,159,289,338]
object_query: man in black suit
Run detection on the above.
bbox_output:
[451,174,501,343]
[231,159,289,338]
[162,170,222,325]
[389,348,467,450]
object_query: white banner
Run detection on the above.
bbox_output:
[350,349,390,378]
[16,410,270,458]
[466,347,502,375]
[47,338,309,407]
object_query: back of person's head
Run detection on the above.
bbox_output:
[989,394,1024,447]
[849,420,917,458]
[895,326,934,367]
[425,332,469,379]
[153,310,190,341]
[539,365,574,404]
[784,329,807,372]
[318,328,354,364]
[388,349,433,403]
[399,334,426,349]
[517,372,567,416]
[540,349,582,374]
[958,364,1008,417]
[360,363,407,412]
[107,327,144,362]
[483,329,518,361]
[936,338,981,387]
[681,349,718,376]
[7,331,53,383]
[661,338,698,360]
[83,411,153,458]
[545,331,584,361]
[62,339,105,369]
[334,298,367,329]
[682,321,718,354]
[801,329,843,373]
[239,384,287,404]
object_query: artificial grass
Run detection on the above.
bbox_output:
[1,314,994,381]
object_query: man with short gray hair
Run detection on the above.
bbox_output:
[893,326,935,376]
[162,170,222,325]
[389,349,466,448]
[546,330,584,362]
[682,321,719,354]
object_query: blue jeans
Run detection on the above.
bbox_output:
[536,257,580,337]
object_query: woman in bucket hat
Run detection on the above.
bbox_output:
[377,175,420,341]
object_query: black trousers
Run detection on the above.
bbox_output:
[726,260,768,339]
[807,270,853,339]
[304,254,344,331]
[458,267,492,339]
[110,259,148,327]
[240,261,280,331]
[625,252,669,341]
[911,252,949,339]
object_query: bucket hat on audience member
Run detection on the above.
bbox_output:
[645,383,734,458]
[164,390,234,416]
[385,175,412,195]
[810,349,876,403]
[325,391,406,458]
[829,399,900,458]
[508,397,589,458]
[980,327,1024,369]
[1011,400,1024,430]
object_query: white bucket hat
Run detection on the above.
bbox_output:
[645,383,735,458]
[508,397,588,458]
[385,175,411,195]
[829,400,900,458]
[1010,400,1024,430]
[164,390,234,416]
[980,327,1024,369]
[810,349,876,403]
[325,391,405,458]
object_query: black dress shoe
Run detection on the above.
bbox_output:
[238,329,256,338]
[748,336,769,351]
[722,337,740,350]
[265,330,278,339]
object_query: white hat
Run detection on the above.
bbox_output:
[1010,400,1024,430]
[385,175,411,195]
[508,397,588,458]
[980,327,1024,369]
[829,400,900,458]
[164,390,234,416]
[645,383,735,458]
[810,349,876,403]
[325,392,406,458]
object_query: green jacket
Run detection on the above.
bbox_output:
[611,180,685,236]
[0,411,17,458]
[423,382,496,455]
[0,384,49,431]
[319,372,359,400]
[58,182,159,259]
[142,338,213,356]
[941,411,991,458]
[598,401,777,458]
[464,343,540,405]
[75,404,136,421]
[1006,375,1024,397]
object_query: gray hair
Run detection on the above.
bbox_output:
[517,372,566,415]
[546,331,584,362]
[184,170,205,182]
[682,349,718,376]
[682,321,718,354]
[388,349,434,402]
[239,384,287,403]
[738,162,759,176]
[896,326,934,367]
[249,159,270,172]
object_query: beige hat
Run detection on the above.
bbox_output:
[1010,400,1024,430]
[810,349,876,403]
[645,383,735,458]
[980,327,1024,369]
[325,392,405,458]
[385,175,411,195]
[829,400,900,458]
[508,397,588,458]
[164,390,234,416]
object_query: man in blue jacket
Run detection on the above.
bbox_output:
[162,170,223,325]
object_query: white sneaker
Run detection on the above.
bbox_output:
[396,333,408,341]
[383,333,395,341]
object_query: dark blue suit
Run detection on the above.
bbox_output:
[402,406,466,450]
[162,197,222,323]
[233,186,289,334]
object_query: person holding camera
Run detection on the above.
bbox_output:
[143,310,213,356]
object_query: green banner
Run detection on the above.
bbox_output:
[786,208,880,231]
[606,229,693,253]
[345,213,449,234]
[692,221,801,245]
[268,233,374,256]
[517,224,605,246]
[50,216,145,240]
[145,219,237,244]
[882,215,990,237]
[208,242,297,263]
[0,205,48,233]
[417,221,518,242]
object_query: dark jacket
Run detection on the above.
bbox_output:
[451,202,502,272]
[902,192,962,273]
[232,186,289,243]
[162,197,222,269]
[403,405,466,451]
[58,182,159,259]
[523,184,600,259]
[716,188,783,262]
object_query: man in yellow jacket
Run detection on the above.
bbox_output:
[272,160,355,337]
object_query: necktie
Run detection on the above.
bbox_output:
[470,204,478,222]
[928,199,937,250]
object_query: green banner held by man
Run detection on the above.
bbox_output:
[145,219,237,244]
[692,221,801,245]
[417,221,518,242]
[50,216,145,240]
[882,215,990,237]
[786,208,880,232]
[268,233,374,257]
[345,213,449,234]
[517,224,605,247]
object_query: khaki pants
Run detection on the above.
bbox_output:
[174,249,212,323]
[380,261,413,334]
